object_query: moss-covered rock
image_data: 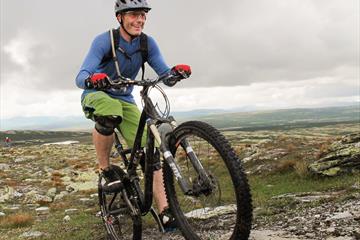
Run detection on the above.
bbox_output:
[309,133,360,176]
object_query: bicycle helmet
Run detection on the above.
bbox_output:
[115,0,151,16]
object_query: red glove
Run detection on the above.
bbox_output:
[85,73,109,89]
[171,64,191,79]
[163,64,191,87]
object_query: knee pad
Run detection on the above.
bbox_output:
[94,116,122,136]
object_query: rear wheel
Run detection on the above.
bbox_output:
[163,121,252,240]
[98,176,142,240]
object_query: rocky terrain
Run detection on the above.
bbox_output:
[0,123,359,240]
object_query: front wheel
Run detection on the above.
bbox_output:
[163,121,252,240]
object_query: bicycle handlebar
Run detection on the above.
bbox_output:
[107,73,174,89]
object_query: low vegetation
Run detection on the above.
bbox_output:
[0,121,359,239]
[0,213,34,229]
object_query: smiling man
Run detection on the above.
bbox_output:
[75,0,191,231]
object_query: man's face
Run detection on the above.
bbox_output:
[119,10,147,36]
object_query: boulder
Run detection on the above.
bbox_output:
[309,133,360,176]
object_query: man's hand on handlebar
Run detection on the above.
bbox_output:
[84,65,192,89]
[163,64,192,87]
[172,64,191,79]
[85,73,110,90]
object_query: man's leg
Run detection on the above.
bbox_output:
[93,129,114,170]
[82,91,124,171]
[120,100,169,213]
[152,169,169,213]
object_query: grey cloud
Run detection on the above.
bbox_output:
[1,0,114,90]
[1,0,359,91]
[151,0,358,87]
[304,82,360,99]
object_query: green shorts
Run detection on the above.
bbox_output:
[82,91,146,147]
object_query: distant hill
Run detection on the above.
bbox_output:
[0,105,359,131]
[0,116,93,131]
[195,105,359,131]
[0,130,92,146]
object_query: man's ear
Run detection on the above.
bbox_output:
[116,14,122,23]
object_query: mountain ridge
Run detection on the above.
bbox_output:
[1,105,358,131]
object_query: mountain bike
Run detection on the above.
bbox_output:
[97,73,253,240]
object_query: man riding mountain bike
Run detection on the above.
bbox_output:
[75,0,191,231]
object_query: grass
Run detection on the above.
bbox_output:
[273,158,310,177]
[249,171,360,209]
[33,211,105,240]
[0,211,105,240]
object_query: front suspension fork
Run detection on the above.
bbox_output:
[147,119,213,196]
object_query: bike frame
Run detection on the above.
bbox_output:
[103,77,215,217]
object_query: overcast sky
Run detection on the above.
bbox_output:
[0,0,359,120]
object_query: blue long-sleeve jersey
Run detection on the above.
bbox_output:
[75,30,170,103]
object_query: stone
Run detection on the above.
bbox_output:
[0,212,5,217]
[46,187,57,198]
[326,227,336,233]
[14,156,36,163]
[326,211,353,221]
[79,198,91,203]
[20,231,44,238]
[0,163,10,170]
[25,191,52,204]
[26,204,40,209]
[305,232,315,238]
[63,215,71,222]
[326,237,353,240]
[0,186,15,203]
[54,191,69,201]
[352,210,360,220]
[35,207,50,215]
[13,191,24,198]
[90,193,98,198]
[65,185,75,192]
[185,204,237,219]
[3,205,20,211]
[64,208,78,214]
